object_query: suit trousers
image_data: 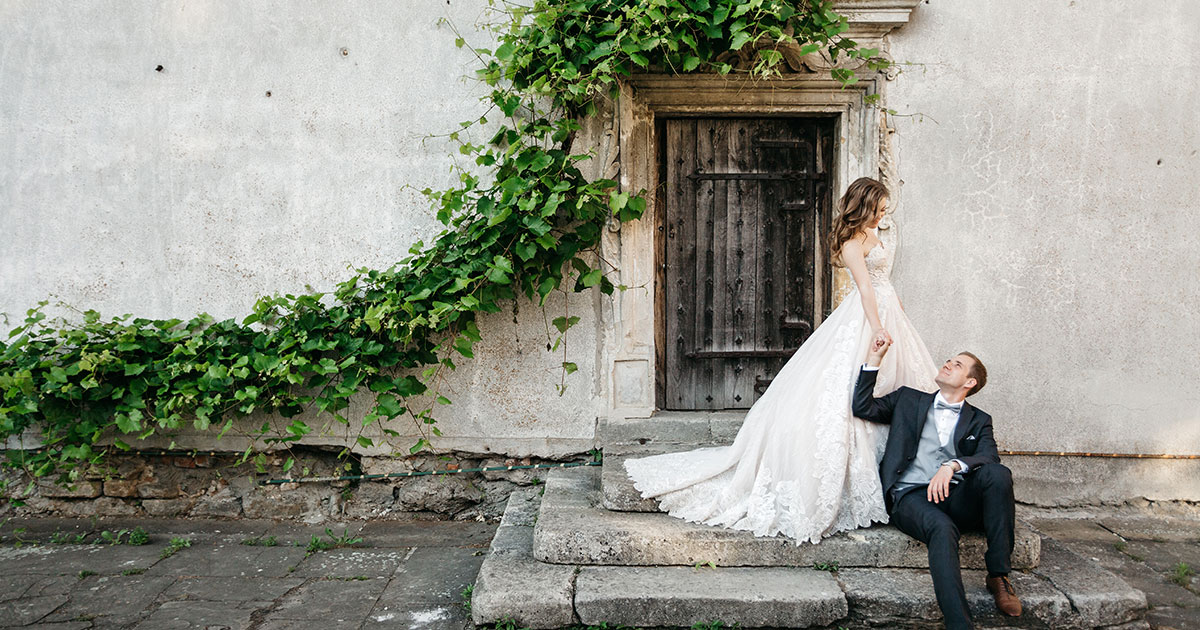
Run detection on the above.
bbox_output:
[888,462,1016,630]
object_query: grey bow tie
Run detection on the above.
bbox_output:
[935,401,963,413]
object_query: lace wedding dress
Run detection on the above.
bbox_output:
[624,240,938,544]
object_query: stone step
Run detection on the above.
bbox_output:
[473,489,1148,629]
[602,442,697,512]
[599,411,744,446]
[536,467,1042,570]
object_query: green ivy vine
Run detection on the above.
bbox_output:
[0,0,891,496]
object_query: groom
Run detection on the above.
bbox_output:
[853,339,1021,630]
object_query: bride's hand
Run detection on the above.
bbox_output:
[873,328,891,346]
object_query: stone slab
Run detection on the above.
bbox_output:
[44,574,174,626]
[1098,515,1200,543]
[538,467,1040,570]
[383,546,486,605]
[162,576,304,602]
[574,565,847,628]
[364,603,472,630]
[599,412,717,445]
[600,445,668,512]
[469,490,577,629]
[136,600,260,630]
[1032,537,1148,628]
[293,547,410,578]
[268,576,388,622]
[0,544,167,576]
[839,568,1073,628]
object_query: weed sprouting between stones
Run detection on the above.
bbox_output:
[97,526,150,546]
[304,527,363,557]
[241,535,278,547]
[1170,561,1194,587]
[159,537,191,559]
[460,584,473,613]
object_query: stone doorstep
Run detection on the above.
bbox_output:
[538,467,1041,570]
[474,491,1149,630]
[599,411,745,446]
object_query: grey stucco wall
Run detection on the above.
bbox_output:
[0,0,607,457]
[2,1,1197,500]
[886,0,1200,459]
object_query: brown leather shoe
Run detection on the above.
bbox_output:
[986,575,1023,617]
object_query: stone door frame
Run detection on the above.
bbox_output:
[598,1,921,420]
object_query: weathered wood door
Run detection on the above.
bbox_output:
[661,117,835,410]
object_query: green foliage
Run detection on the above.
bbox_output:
[812,560,840,572]
[305,527,363,556]
[97,526,149,546]
[159,537,191,559]
[461,584,474,614]
[241,535,278,547]
[1170,561,1194,587]
[476,0,891,116]
[0,0,885,493]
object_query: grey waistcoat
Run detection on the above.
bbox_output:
[892,403,959,499]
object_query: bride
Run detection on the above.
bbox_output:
[624,176,938,544]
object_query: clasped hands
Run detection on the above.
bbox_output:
[868,329,892,364]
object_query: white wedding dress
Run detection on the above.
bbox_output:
[624,239,938,544]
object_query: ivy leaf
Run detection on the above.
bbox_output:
[681,56,701,72]
[376,394,404,418]
[514,241,537,262]
[730,31,753,51]
[552,316,580,333]
[580,269,603,288]
[562,362,578,375]
[115,410,142,433]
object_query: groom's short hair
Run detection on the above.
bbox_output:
[958,352,987,396]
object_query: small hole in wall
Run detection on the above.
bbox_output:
[1156,159,1163,166]
[155,65,163,72]
[340,47,349,57]
[265,90,272,97]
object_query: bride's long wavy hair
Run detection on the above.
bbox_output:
[828,176,889,267]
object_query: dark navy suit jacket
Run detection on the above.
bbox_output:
[851,367,1001,513]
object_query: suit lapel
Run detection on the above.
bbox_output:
[915,392,935,441]
[953,401,976,449]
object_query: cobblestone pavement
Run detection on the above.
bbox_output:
[0,509,1196,630]
[0,517,494,629]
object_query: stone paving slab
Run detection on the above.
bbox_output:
[292,546,412,578]
[0,543,168,576]
[1031,518,1200,630]
[364,603,472,630]
[266,576,389,622]
[384,546,486,605]
[161,575,305,602]
[838,567,1072,628]
[1033,537,1148,628]
[153,543,308,578]
[1099,515,1200,543]
[0,517,493,630]
[358,520,497,549]
[538,467,1041,570]
[575,565,848,628]
[44,574,175,627]
[135,599,260,630]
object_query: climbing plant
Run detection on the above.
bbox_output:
[0,0,891,497]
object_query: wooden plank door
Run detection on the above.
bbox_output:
[661,117,834,410]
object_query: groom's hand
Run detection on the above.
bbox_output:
[867,336,892,367]
[927,463,957,504]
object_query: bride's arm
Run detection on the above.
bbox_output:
[840,240,885,337]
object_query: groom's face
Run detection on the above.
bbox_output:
[934,354,978,392]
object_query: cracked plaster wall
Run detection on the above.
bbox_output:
[884,1,1200,478]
